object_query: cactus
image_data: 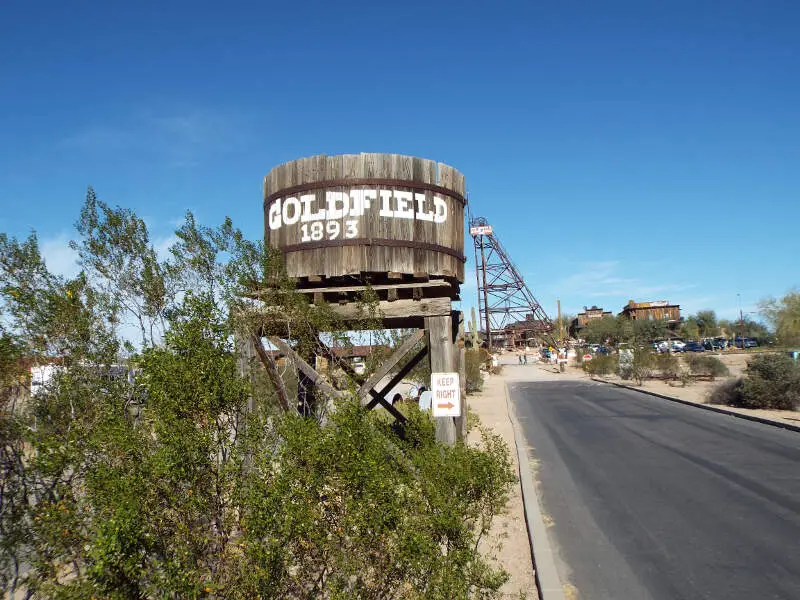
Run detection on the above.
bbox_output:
[469,307,481,347]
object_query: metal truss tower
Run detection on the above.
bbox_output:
[470,216,554,348]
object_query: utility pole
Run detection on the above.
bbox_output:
[557,299,563,346]
[738,293,745,347]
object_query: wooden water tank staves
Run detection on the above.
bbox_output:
[264,154,466,286]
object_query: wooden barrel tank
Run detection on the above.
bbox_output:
[264,154,466,288]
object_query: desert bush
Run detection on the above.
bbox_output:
[465,348,485,393]
[0,198,516,599]
[654,353,681,380]
[707,378,745,406]
[583,354,617,376]
[239,402,515,598]
[685,354,730,380]
[618,347,655,384]
[630,347,655,384]
[740,353,800,410]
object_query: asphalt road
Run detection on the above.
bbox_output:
[509,380,800,600]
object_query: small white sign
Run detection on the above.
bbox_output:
[469,225,493,236]
[431,372,461,417]
[418,390,432,411]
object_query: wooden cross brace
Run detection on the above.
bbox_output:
[252,329,428,425]
[356,330,427,423]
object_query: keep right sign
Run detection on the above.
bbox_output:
[431,372,461,417]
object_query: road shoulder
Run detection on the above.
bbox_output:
[468,370,539,599]
[469,364,576,600]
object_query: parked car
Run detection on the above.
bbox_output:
[595,345,612,355]
[669,341,686,353]
[734,338,759,349]
[702,339,725,351]
[683,341,705,352]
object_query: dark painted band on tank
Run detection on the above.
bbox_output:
[280,238,467,263]
[264,179,467,207]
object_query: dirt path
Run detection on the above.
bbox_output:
[468,369,538,599]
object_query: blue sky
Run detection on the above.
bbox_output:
[1,0,798,323]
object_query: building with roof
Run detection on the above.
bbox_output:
[569,306,613,338]
[619,300,681,329]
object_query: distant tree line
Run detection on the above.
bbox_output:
[578,301,800,347]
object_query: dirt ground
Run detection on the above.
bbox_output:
[468,370,539,599]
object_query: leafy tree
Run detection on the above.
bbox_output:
[681,317,700,341]
[71,187,172,347]
[682,311,720,340]
[719,316,771,341]
[1,197,516,598]
[583,315,667,346]
[760,289,800,346]
[695,310,720,338]
[630,318,668,344]
[582,315,621,345]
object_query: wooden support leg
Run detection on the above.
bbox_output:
[298,369,315,417]
[251,334,292,413]
[426,314,457,445]
[453,311,467,442]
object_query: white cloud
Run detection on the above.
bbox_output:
[153,235,178,260]
[40,234,80,279]
[550,260,695,302]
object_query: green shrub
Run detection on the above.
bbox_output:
[465,348,485,393]
[654,353,681,380]
[238,402,516,598]
[630,347,655,384]
[583,354,617,376]
[741,353,800,410]
[707,378,744,406]
[685,354,730,380]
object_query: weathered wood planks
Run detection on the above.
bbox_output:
[264,153,466,284]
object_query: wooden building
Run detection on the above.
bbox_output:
[620,300,681,328]
[503,318,552,348]
[569,306,613,338]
